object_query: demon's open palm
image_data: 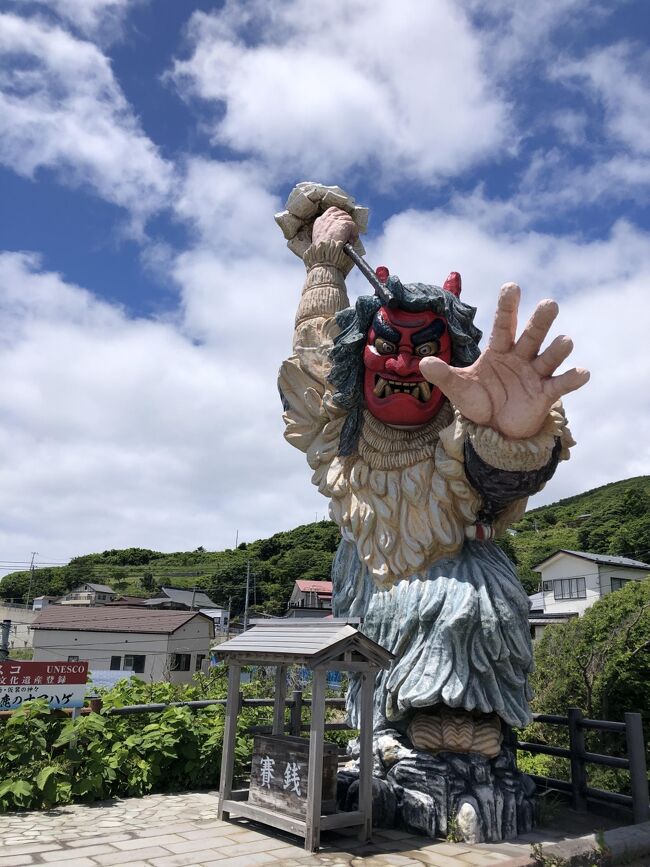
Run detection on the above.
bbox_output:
[420,283,590,439]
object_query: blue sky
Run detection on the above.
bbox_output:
[0,0,649,574]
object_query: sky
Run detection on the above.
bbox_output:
[0,0,649,577]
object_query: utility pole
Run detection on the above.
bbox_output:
[25,551,37,610]
[243,560,251,632]
[227,596,232,637]
[0,620,10,660]
[190,586,197,611]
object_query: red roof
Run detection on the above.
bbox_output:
[295,580,333,593]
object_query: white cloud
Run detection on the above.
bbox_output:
[514,148,650,214]
[0,251,325,567]
[0,12,174,227]
[461,0,598,72]
[510,42,650,212]
[553,42,650,156]
[9,0,142,44]
[171,0,511,185]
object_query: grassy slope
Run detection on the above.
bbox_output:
[2,477,648,606]
[507,475,650,590]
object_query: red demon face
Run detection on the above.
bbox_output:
[363,306,451,426]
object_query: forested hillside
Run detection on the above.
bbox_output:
[1,476,648,610]
[508,475,650,591]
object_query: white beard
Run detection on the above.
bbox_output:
[310,404,482,588]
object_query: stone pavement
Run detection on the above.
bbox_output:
[0,789,646,867]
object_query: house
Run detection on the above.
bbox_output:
[31,607,214,683]
[32,595,60,611]
[528,590,578,642]
[144,586,218,610]
[199,607,230,632]
[286,580,333,617]
[59,583,117,606]
[529,549,650,641]
[105,595,149,607]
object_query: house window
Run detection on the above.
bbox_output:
[553,577,586,600]
[110,655,121,670]
[67,655,79,662]
[171,653,191,671]
[195,654,206,671]
[542,581,553,591]
[611,577,630,592]
[123,654,146,674]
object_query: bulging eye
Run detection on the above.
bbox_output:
[375,338,397,355]
[415,341,439,357]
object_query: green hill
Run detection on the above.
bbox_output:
[506,475,650,591]
[1,476,648,609]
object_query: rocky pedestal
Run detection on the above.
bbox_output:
[338,730,536,843]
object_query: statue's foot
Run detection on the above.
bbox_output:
[407,706,503,759]
[340,729,536,843]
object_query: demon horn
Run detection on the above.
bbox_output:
[443,271,462,297]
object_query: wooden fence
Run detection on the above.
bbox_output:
[514,707,649,824]
[5,692,648,824]
[91,690,350,738]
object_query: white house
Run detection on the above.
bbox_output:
[32,596,60,611]
[529,549,650,641]
[199,607,230,632]
[286,580,333,617]
[59,583,117,606]
[31,606,214,683]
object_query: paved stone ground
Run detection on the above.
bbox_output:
[0,790,643,867]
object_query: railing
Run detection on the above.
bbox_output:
[88,690,351,740]
[3,691,646,823]
[0,601,36,610]
[515,707,649,824]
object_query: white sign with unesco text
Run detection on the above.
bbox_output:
[0,660,89,710]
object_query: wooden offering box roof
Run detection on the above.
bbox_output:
[214,618,394,670]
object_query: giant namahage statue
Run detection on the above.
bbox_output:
[276,184,589,841]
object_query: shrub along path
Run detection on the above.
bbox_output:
[0,788,648,866]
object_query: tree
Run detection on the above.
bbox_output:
[520,579,650,793]
[532,579,650,721]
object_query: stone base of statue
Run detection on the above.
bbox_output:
[338,729,536,843]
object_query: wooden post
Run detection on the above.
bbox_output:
[568,707,587,812]
[290,689,303,737]
[625,712,650,823]
[358,669,375,843]
[272,665,287,735]
[217,662,241,820]
[305,668,326,851]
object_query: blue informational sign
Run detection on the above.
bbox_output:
[326,670,342,689]
[89,670,132,689]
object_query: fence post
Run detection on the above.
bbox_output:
[568,707,587,811]
[625,712,650,824]
[290,689,303,737]
[0,620,10,660]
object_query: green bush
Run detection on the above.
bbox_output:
[0,665,353,813]
[0,668,253,812]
